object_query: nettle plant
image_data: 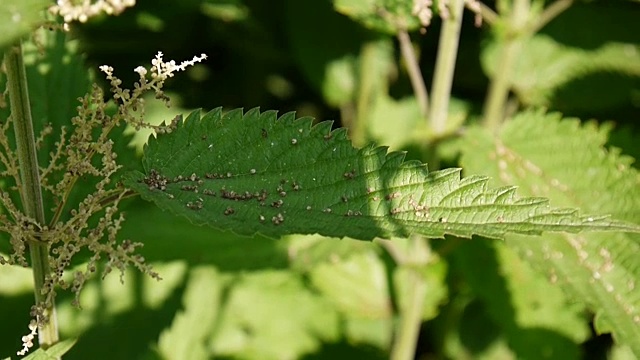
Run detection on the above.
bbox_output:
[1,0,639,359]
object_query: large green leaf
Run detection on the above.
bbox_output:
[124,108,639,240]
[460,110,640,356]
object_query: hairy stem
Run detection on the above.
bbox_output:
[397,30,429,117]
[429,0,466,136]
[5,42,60,349]
[482,0,530,131]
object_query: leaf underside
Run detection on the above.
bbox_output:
[123,108,638,241]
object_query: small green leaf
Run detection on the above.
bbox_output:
[333,0,422,34]
[124,108,639,241]
[0,0,49,48]
[201,0,249,22]
[310,251,393,347]
[482,34,640,111]
[211,270,340,359]
[21,338,77,360]
[157,267,224,360]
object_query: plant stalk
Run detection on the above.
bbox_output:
[5,42,60,349]
[380,237,430,360]
[482,0,530,131]
[429,0,466,136]
[531,0,573,33]
[390,268,427,360]
[353,40,390,146]
[397,30,429,117]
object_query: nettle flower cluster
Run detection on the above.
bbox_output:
[412,0,483,29]
[50,0,137,24]
[0,52,205,355]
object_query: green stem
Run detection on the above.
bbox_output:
[429,0,466,136]
[5,42,60,349]
[379,237,430,360]
[475,1,499,25]
[482,0,530,131]
[531,0,573,33]
[353,40,389,147]
[390,268,427,360]
[397,30,429,117]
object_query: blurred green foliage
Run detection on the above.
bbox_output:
[1,0,639,359]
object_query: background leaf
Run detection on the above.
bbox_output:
[0,0,49,49]
[333,0,423,34]
[459,110,640,355]
[21,338,77,360]
[156,267,223,360]
[309,250,393,347]
[482,34,640,111]
[482,2,640,115]
[452,239,589,359]
[210,270,340,359]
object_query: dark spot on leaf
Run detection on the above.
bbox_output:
[343,169,356,179]
[186,201,203,210]
[181,185,198,192]
[272,213,284,225]
[385,192,401,200]
[143,169,169,191]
